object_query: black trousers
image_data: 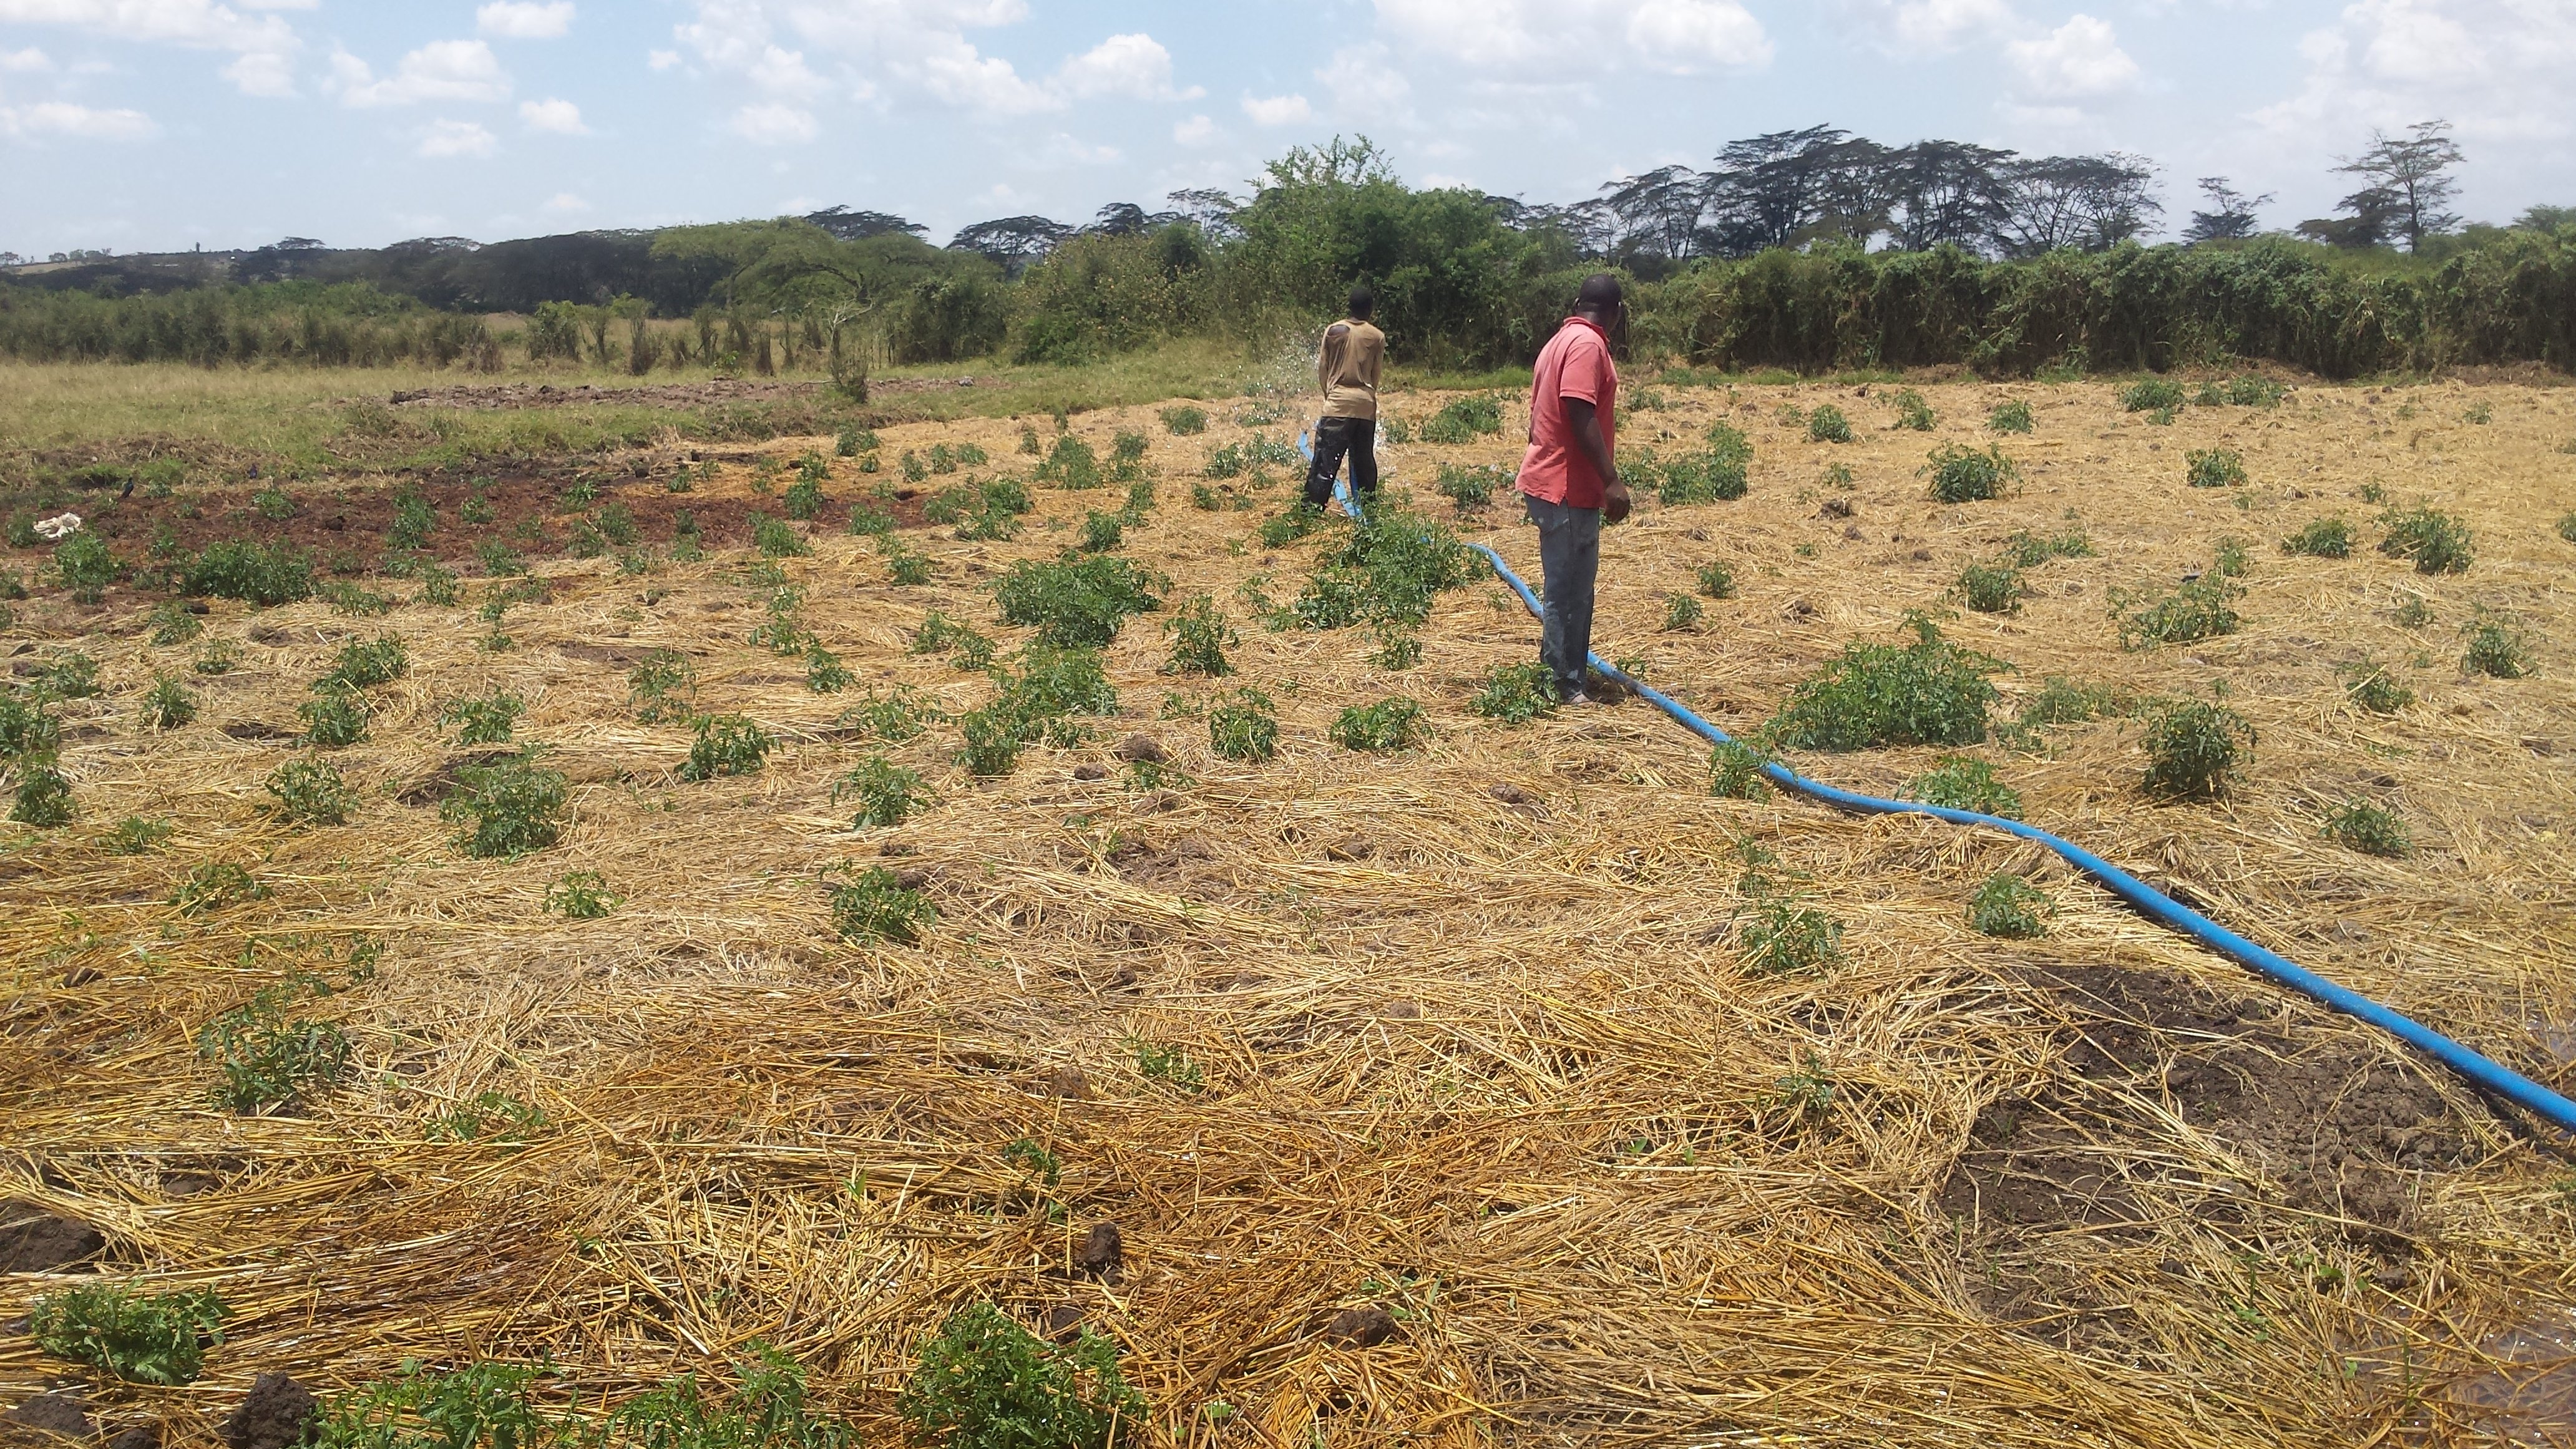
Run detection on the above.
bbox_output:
[1304,416,1379,509]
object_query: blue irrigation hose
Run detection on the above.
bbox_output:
[1300,431,2576,1133]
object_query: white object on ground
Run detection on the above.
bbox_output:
[32,512,83,540]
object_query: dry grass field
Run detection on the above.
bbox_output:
[4,369,2574,1448]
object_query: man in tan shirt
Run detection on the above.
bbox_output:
[1304,286,1385,510]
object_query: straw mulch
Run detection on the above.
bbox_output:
[4,376,2574,1447]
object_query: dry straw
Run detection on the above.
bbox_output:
[4,379,2574,1446]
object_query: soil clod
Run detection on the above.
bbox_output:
[0,1203,105,1272]
[1325,1305,1398,1348]
[222,1373,318,1449]
[4,1392,93,1440]
[1113,734,1169,764]
[1076,1223,1123,1277]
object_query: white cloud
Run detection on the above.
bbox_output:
[519,96,585,132]
[221,49,292,95]
[728,100,814,143]
[2005,13,2138,99]
[0,98,155,139]
[1040,130,1118,164]
[647,47,680,70]
[1845,0,2016,52]
[1055,32,1199,100]
[1241,91,1311,126]
[1370,0,1769,77]
[543,190,590,212]
[0,0,303,94]
[0,0,296,52]
[328,40,509,107]
[477,1,572,39]
[911,32,1056,114]
[0,47,51,71]
[416,117,496,157]
[1317,41,1411,124]
[2256,0,2576,147]
[677,3,1203,122]
[748,42,826,99]
[1172,112,1214,145]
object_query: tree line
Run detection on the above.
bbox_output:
[2,125,2569,378]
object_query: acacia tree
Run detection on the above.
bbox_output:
[2183,178,2270,243]
[1885,141,2015,251]
[2334,120,2465,252]
[947,216,1073,276]
[1993,154,2162,255]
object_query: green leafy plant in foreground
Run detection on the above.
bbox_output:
[2186,448,2247,489]
[1208,688,1279,762]
[2379,504,2474,575]
[830,864,934,944]
[992,554,1166,648]
[11,759,76,829]
[2339,659,2414,713]
[2462,616,2534,679]
[1162,594,1236,676]
[1922,444,2016,503]
[1739,899,1843,975]
[2140,699,2254,801]
[441,691,525,746]
[1471,661,1559,724]
[1331,696,1427,752]
[1762,615,2001,753]
[426,1091,551,1146]
[442,753,571,857]
[1890,389,1935,431]
[544,871,620,920]
[1988,399,2034,434]
[628,650,696,724]
[141,676,197,730]
[1956,560,2024,615]
[1806,404,1853,443]
[2113,575,2242,650]
[1708,740,1777,801]
[1968,872,2051,939]
[681,715,773,782]
[29,1285,230,1386]
[106,816,172,854]
[2322,799,2411,858]
[898,1304,1146,1449]
[298,686,370,749]
[198,982,348,1111]
[2281,515,2353,558]
[265,758,354,827]
[1907,756,2022,819]
[834,756,929,829]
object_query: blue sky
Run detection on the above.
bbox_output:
[1,0,2569,258]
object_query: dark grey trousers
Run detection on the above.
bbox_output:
[1526,494,1601,700]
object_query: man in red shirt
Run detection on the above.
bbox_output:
[1516,274,1632,705]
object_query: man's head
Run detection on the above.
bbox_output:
[1573,273,1623,321]
[1347,285,1375,322]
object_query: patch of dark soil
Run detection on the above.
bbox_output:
[396,746,520,807]
[1076,1223,1123,1278]
[104,1425,161,1449]
[222,1374,316,1449]
[1938,964,2481,1347]
[1112,734,1168,764]
[4,1391,92,1439]
[22,466,945,605]
[1325,1305,1400,1348]
[218,721,298,743]
[0,1201,105,1272]
[1106,835,1211,887]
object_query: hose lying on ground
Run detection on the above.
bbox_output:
[1302,436,2576,1134]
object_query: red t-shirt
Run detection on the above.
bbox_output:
[1518,316,1618,509]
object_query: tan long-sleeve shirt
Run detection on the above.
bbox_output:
[1318,318,1385,420]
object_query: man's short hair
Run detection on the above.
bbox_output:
[1576,273,1624,313]
[1347,286,1375,320]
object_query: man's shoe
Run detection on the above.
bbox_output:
[1558,689,1599,707]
